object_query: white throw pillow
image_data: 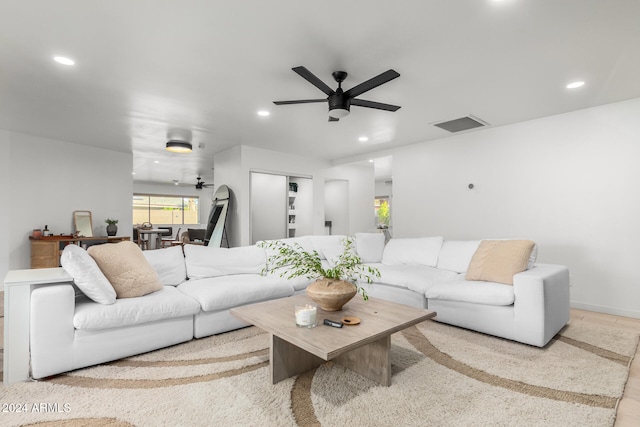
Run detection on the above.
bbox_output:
[60,244,116,305]
[436,240,481,273]
[355,232,386,263]
[143,245,187,286]
[184,244,266,279]
[381,236,443,267]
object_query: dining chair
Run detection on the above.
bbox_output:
[156,226,172,248]
[160,227,182,248]
[133,228,148,250]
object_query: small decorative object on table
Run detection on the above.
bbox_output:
[341,316,361,325]
[105,218,118,236]
[295,303,317,328]
[260,237,380,311]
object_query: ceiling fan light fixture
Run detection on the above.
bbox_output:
[166,140,193,153]
[329,107,350,119]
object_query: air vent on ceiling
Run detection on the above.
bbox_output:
[433,115,489,133]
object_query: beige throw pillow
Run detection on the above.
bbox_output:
[88,241,163,298]
[465,240,535,285]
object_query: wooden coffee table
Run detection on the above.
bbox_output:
[230,294,436,386]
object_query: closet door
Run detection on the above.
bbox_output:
[250,172,287,244]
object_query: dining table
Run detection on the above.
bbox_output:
[137,228,171,250]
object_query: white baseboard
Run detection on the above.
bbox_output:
[570,301,640,320]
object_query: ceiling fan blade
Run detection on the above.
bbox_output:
[292,66,335,96]
[344,69,400,98]
[273,99,326,105]
[351,98,401,112]
[328,116,339,122]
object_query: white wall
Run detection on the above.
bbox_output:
[324,180,350,235]
[375,180,392,198]
[391,98,640,318]
[0,130,10,280]
[213,146,249,247]
[4,131,133,276]
[214,145,331,246]
[324,163,376,234]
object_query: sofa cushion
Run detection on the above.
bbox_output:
[307,235,347,259]
[465,240,535,285]
[320,245,346,267]
[369,263,459,294]
[262,264,317,291]
[143,245,187,286]
[184,244,266,279]
[177,275,294,312]
[73,286,200,330]
[278,236,315,252]
[426,279,515,306]
[60,244,116,305]
[381,236,443,267]
[355,232,386,263]
[436,240,481,273]
[88,241,163,298]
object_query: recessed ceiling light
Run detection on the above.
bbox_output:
[257,110,270,116]
[359,136,369,142]
[132,172,136,175]
[368,159,374,163]
[154,160,160,164]
[566,81,585,89]
[54,56,75,66]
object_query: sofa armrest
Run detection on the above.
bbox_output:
[513,263,570,347]
[30,284,76,379]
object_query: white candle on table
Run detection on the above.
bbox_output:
[295,304,317,327]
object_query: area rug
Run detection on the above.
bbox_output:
[0,319,637,427]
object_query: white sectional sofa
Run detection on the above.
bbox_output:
[21,233,569,381]
[352,235,570,347]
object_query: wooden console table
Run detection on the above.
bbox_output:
[30,236,130,269]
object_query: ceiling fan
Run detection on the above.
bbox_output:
[195,177,213,190]
[273,66,401,121]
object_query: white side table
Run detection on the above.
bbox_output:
[3,268,72,385]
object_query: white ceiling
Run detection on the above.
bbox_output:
[1,0,639,185]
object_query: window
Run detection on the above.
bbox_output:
[133,194,199,225]
[374,197,390,229]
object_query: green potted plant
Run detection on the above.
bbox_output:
[259,237,380,311]
[105,218,118,236]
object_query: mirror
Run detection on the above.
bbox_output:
[74,210,93,237]
[206,185,230,247]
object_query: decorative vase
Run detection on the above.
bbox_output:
[106,224,117,236]
[306,278,357,311]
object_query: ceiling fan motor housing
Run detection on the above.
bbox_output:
[328,89,351,117]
